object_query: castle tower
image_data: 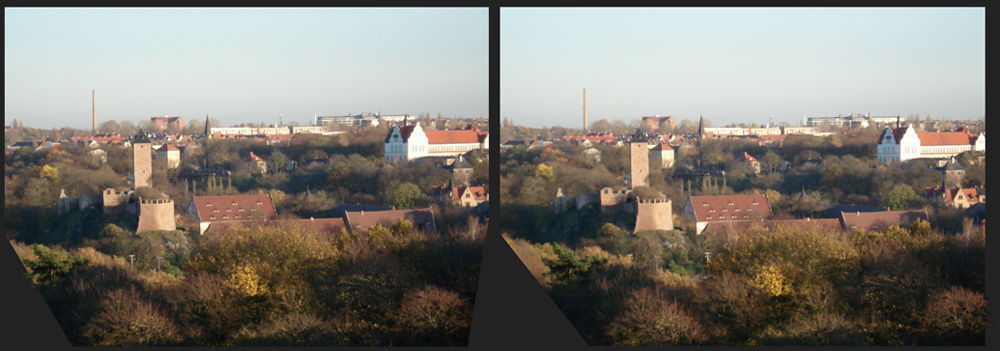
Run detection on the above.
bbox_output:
[630,129,649,189]
[132,129,152,189]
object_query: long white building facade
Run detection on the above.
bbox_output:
[384,123,488,162]
[877,124,985,163]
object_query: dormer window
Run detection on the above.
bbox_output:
[722,209,728,212]
[702,203,708,206]
[222,215,229,219]
[752,202,759,205]
[226,209,232,212]
[207,203,213,206]
[209,216,216,220]
[213,209,219,213]
[735,208,740,212]
[748,208,753,212]
[257,201,263,205]
[706,216,712,220]
[232,202,238,205]
[251,208,257,211]
[239,208,245,211]
[235,215,240,219]
[728,202,734,205]
[709,209,716,213]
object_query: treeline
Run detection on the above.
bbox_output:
[505,220,987,345]
[14,218,484,346]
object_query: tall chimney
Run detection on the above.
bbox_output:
[92,89,97,133]
[583,89,588,133]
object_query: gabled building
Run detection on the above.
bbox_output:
[343,208,437,236]
[738,152,761,175]
[649,143,676,168]
[839,210,928,232]
[155,144,181,169]
[925,187,982,209]
[433,185,488,208]
[384,123,488,162]
[150,116,185,132]
[186,194,276,234]
[877,125,985,163]
[246,151,267,174]
[683,195,771,234]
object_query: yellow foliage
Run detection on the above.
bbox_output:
[225,265,268,297]
[750,265,790,296]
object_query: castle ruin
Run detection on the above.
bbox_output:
[54,129,175,233]
[552,129,673,233]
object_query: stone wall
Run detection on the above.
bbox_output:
[634,198,673,233]
[630,141,649,188]
[102,188,134,219]
[137,198,176,233]
[133,142,152,188]
[599,187,630,214]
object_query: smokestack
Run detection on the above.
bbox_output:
[583,89,588,133]
[92,89,97,133]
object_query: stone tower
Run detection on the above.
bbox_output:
[630,129,649,189]
[132,129,152,189]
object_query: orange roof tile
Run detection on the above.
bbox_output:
[190,194,275,223]
[688,195,771,223]
[916,131,977,146]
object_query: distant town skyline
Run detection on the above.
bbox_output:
[5,8,488,130]
[501,8,984,130]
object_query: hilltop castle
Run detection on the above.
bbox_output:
[553,130,673,233]
[56,129,176,233]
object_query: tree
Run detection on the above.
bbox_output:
[386,182,425,209]
[879,183,919,210]
[762,151,784,174]
[23,244,89,288]
[591,119,612,133]
[268,151,290,174]
[607,288,707,346]
[542,243,607,287]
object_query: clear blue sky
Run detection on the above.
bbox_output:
[501,8,984,129]
[5,8,488,130]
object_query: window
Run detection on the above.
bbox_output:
[722,209,728,212]
[702,203,708,206]
[222,216,228,219]
[706,216,712,220]
[247,215,253,218]
[235,215,240,219]
[735,208,740,212]
[207,203,213,206]
[213,209,219,213]
[728,202,734,205]
[752,202,759,205]
[748,208,753,212]
[239,208,244,211]
[731,215,737,219]
[209,216,216,220]
[251,208,257,211]
[709,209,715,213]
[232,202,237,205]
[226,209,232,212]
[257,201,263,205]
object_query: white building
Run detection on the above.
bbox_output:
[384,123,488,162]
[804,113,900,127]
[209,126,291,136]
[877,124,985,163]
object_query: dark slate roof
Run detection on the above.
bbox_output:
[333,203,393,217]
[344,208,436,236]
[133,129,151,144]
[840,210,928,231]
[825,204,886,218]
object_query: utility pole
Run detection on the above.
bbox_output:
[128,254,135,269]
[156,256,163,272]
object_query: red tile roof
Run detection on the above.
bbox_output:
[740,152,758,162]
[424,128,485,144]
[688,195,771,223]
[839,210,928,231]
[189,194,275,223]
[247,151,265,162]
[916,131,977,146]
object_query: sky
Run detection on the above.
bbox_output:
[5,8,489,130]
[501,8,985,129]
